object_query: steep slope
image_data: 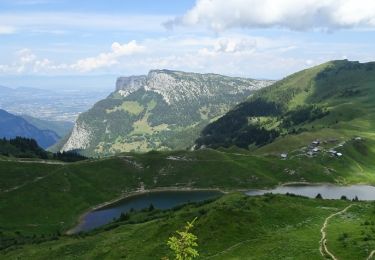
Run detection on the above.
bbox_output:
[0,109,59,148]
[21,114,73,138]
[61,70,273,155]
[196,60,375,151]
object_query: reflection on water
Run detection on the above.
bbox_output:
[72,190,222,233]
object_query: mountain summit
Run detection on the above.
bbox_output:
[61,70,273,155]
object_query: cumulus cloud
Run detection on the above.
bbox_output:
[199,37,257,55]
[71,41,145,72]
[0,41,145,74]
[166,0,375,31]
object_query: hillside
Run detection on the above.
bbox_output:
[60,70,273,156]
[0,137,49,159]
[3,61,375,259]
[21,115,73,138]
[1,136,375,258]
[4,192,375,260]
[1,138,375,236]
[0,109,60,149]
[196,60,375,154]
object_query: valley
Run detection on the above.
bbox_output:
[2,60,375,259]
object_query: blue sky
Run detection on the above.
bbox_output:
[1,0,375,89]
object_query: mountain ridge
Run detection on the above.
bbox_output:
[0,109,60,149]
[196,59,375,152]
[61,69,274,155]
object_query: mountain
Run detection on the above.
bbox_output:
[21,114,74,138]
[196,60,375,151]
[0,109,60,148]
[61,69,273,155]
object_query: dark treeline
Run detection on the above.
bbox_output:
[282,105,329,128]
[0,137,48,159]
[53,151,87,162]
[196,98,282,149]
[0,137,86,161]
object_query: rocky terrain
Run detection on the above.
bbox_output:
[61,70,273,155]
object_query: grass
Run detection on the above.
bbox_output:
[2,60,375,258]
[106,101,144,115]
[1,193,356,259]
[325,202,375,259]
[1,139,375,240]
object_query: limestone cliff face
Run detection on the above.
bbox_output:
[61,122,92,152]
[116,75,147,97]
[116,70,273,105]
[61,69,274,155]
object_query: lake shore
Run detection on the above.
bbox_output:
[66,182,375,235]
[65,187,226,235]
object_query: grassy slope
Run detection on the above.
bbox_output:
[1,139,375,238]
[3,60,375,258]
[254,60,375,154]
[198,60,375,159]
[3,193,358,260]
[326,202,375,259]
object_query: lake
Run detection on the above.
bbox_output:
[70,185,375,234]
[246,184,375,200]
[71,190,222,233]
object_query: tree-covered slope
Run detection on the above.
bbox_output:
[196,60,375,151]
[0,137,49,159]
[60,70,273,156]
[0,109,60,149]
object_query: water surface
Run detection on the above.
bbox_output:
[246,184,375,200]
[72,190,222,233]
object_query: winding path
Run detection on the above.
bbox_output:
[319,204,354,260]
[367,250,375,260]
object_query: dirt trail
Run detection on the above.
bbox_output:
[319,204,354,260]
[367,250,375,260]
[0,158,67,165]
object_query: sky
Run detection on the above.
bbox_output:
[1,0,375,89]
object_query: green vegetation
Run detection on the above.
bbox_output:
[197,60,375,153]
[0,137,86,162]
[106,101,144,115]
[3,193,369,259]
[1,138,375,242]
[0,137,49,159]
[324,202,375,259]
[167,217,199,260]
[61,70,270,156]
[3,60,375,259]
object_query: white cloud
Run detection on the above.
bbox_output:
[0,35,373,80]
[0,41,145,74]
[166,0,375,31]
[17,49,37,64]
[0,25,16,34]
[196,37,258,57]
[71,41,145,72]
